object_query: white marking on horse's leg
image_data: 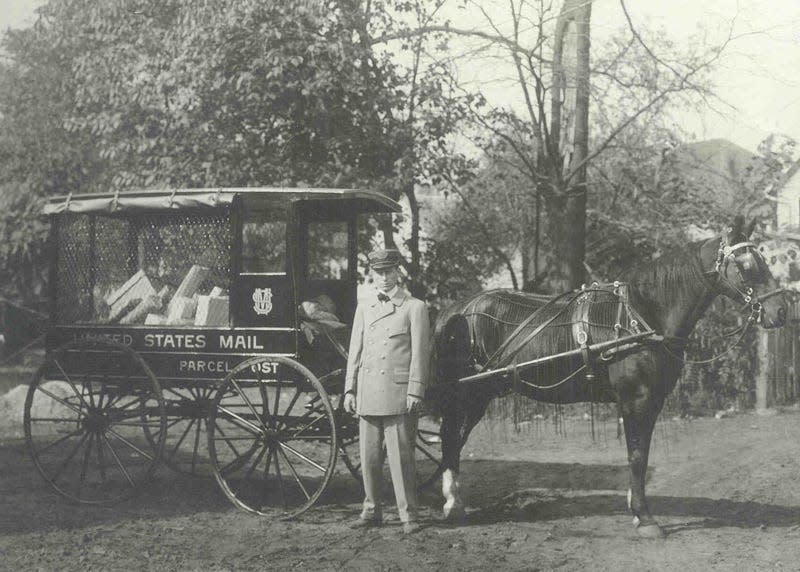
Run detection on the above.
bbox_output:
[442,469,464,518]
[627,488,641,526]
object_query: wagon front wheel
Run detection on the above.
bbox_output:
[24,338,166,504]
[207,356,337,519]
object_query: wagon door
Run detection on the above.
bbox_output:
[230,201,296,354]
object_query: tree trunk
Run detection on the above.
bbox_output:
[403,181,425,299]
[548,0,591,292]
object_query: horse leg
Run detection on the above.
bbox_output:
[441,391,493,520]
[440,402,465,519]
[620,391,665,539]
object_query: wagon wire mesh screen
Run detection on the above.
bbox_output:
[54,209,233,325]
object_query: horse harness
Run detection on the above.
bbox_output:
[662,236,784,364]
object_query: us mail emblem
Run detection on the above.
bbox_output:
[252,288,274,316]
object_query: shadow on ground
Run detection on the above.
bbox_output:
[3,440,798,537]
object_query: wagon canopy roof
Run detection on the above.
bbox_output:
[42,187,401,216]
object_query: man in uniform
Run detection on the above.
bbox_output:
[343,248,431,534]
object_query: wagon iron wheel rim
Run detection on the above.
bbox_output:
[207,356,338,519]
[24,338,167,505]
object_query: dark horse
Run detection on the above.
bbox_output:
[431,217,787,538]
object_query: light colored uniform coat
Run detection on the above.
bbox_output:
[344,287,431,523]
[344,288,430,414]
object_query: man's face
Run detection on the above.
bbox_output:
[372,266,399,292]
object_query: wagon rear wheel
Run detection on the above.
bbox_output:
[143,384,217,477]
[207,356,337,519]
[24,338,166,504]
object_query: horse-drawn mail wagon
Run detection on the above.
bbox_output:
[24,187,442,519]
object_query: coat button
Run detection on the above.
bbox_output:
[380,369,385,374]
[380,355,386,359]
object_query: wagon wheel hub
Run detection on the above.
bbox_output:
[82,409,110,433]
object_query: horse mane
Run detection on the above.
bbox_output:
[618,238,711,305]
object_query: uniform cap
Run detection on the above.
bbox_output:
[368,248,403,270]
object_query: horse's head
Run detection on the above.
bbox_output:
[709,216,787,328]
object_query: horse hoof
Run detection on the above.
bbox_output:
[443,504,466,521]
[636,523,665,539]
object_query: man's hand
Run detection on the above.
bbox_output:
[343,392,357,414]
[407,395,423,414]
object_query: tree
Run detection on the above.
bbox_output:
[0,0,469,303]
[383,0,734,293]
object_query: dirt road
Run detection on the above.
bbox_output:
[2,409,800,571]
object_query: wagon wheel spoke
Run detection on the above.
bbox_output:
[282,403,324,433]
[244,444,269,482]
[213,420,242,458]
[101,433,136,488]
[169,418,197,459]
[35,428,85,456]
[263,443,274,478]
[289,414,326,439]
[278,442,326,474]
[164,386,194,403]
[81,375,95,409]
[273,447,288,510]
[258,382,273,429]
[96,431,108,483]
[48,431,90,485]
[35,386,84,417]
[216,405,263,436]
[229,378,269,432]
[77,432,95,495]
[277,445,311,501]
[53,359,92,412]
[276,391,301,431]
[104,394,143,413]
[219,450,254,477]
[273,378,282,419]
[105,427,155,461]
[29,417,83,424]
[191,418,204,474]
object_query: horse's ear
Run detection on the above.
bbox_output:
[731,215,745,237]
[744,217,758,238]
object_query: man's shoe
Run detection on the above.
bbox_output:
[350,518,381,530]
[402,521,421,535]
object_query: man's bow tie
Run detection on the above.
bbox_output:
[377,292,390,303]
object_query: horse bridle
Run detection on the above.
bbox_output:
[708,237,784,321]
[661,236,783,363]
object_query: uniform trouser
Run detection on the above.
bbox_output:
[359,413,418,523]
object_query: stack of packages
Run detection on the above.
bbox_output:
[105,265,229,326]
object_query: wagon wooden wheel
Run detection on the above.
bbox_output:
[23,338,167,504]
[142,383,220,477]
[207,356,338,519]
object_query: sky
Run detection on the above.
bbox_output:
[1,0,799,153]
